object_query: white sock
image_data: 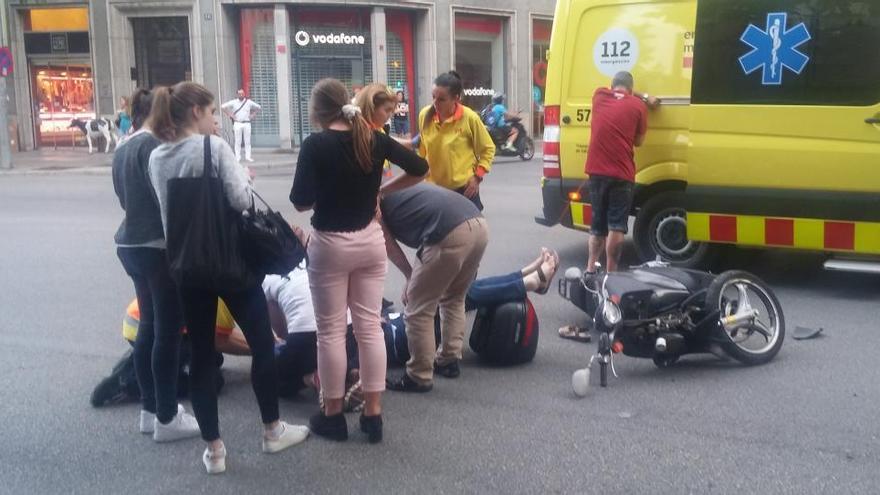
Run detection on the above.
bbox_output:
[266,422,284,439]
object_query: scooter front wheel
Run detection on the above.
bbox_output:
[519,138,535,161]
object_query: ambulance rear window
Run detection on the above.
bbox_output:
[692,0,880,106]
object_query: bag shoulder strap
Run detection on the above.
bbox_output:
[203,135,215,179]
[232,99,249,116]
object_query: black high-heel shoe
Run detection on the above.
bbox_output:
[359,414,383,444]
[309,412,348,441]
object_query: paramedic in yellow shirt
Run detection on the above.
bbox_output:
[417,71,496,211]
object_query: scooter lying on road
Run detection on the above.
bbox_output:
[559,261,785,396]
[487,116,535,161]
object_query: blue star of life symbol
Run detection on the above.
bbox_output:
[739,13,811,85]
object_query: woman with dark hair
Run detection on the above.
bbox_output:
[147,81,308,474]
[417,71,496,210]
[112,87,200,447]
[290,78,428,443]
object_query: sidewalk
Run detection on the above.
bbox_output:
[0,146,298,176]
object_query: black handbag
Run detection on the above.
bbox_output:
[165,135,256,291]
[241,189,307,276]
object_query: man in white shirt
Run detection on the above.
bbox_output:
[221,89,261,162]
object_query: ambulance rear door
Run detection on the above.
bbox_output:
[557,0,696,183]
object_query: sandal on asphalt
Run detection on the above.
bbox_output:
[558,325,592,343]
[535,258,559,295]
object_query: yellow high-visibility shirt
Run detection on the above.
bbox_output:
[417,103,496,191]
[122,298,235,342]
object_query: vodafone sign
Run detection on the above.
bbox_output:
[294,31,366,47]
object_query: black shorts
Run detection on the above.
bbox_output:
[276,332,318,397]
[588,175,633,236]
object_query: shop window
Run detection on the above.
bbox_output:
[692,0,880,106]
[32,65,95,147]
[386,11,416,135]
[532,19,552,137]
[454,14,507,112]
[23,8,89,32]
[240,9,280,147]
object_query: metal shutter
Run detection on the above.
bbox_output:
[249,19,280,147]
[290,22,372,145]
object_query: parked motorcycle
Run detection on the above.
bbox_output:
[486,116,535,161]
[559,262,785,396]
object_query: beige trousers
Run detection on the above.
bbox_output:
[404,218,489,384]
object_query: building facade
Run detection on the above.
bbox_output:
[3,0,554,151]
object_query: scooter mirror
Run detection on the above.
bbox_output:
[572,368,591,397]
[564,267,584,283]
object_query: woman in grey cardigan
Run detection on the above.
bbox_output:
[147,81,308,475]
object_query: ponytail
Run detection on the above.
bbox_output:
[311,78,374,173]
[349,112,374,173]
[147,82,215,142]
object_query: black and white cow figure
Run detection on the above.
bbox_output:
[69,118,116,154]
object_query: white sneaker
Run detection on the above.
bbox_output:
[153,404,201,443]
[203,445,227,475]
[245,157,255,163]
[139,410,156,434]
[262,421,309,453]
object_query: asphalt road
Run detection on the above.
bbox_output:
[1,157,878,494]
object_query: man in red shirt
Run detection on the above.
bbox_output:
[585,71,659,273]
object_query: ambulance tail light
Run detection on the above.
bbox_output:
[543,105,561,178]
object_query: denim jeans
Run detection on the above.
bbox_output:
[117,247,183,423]
[465,272,527,312]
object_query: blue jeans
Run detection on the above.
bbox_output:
[465,272,526,311]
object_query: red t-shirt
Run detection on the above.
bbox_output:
[584,88,648,182]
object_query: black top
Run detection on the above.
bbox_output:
[112,132,164,246]
[290,130,428,232]
[380,183,482,248]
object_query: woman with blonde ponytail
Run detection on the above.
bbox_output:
[290,78,428,443]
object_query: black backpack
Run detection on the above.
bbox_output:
[469,298,539,365]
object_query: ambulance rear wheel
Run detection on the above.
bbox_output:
[633,192,715,269]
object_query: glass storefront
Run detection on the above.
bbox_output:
[22,6,93,148]
[532,19,552,137]
[454,14,506,112]
[290,9,373,144]
[240,9,280,147]
[386,11,417,135]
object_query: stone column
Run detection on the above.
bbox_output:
[89,0,114,117]
[274,5,292,149]
[370,7,387,85]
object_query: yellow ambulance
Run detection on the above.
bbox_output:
[536,0,880,271]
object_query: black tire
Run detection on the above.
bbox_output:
[633,191,715,268]
[600,361,608,387]
[705,270,785,366]
[520,138,535,161]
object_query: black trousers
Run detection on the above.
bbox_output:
[117,247,183,423]
[179,283,279,441]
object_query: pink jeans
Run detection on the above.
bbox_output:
[307,221,388,398]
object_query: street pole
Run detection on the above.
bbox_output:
[0,76,11,170]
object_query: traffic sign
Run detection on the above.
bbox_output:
[0,47,13,77]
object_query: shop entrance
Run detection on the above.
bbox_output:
[290,10,373,145]
[132,17,192,88]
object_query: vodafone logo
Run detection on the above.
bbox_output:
[294,30,366,47]
[294,31,310,46]
[463,87,495,97]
